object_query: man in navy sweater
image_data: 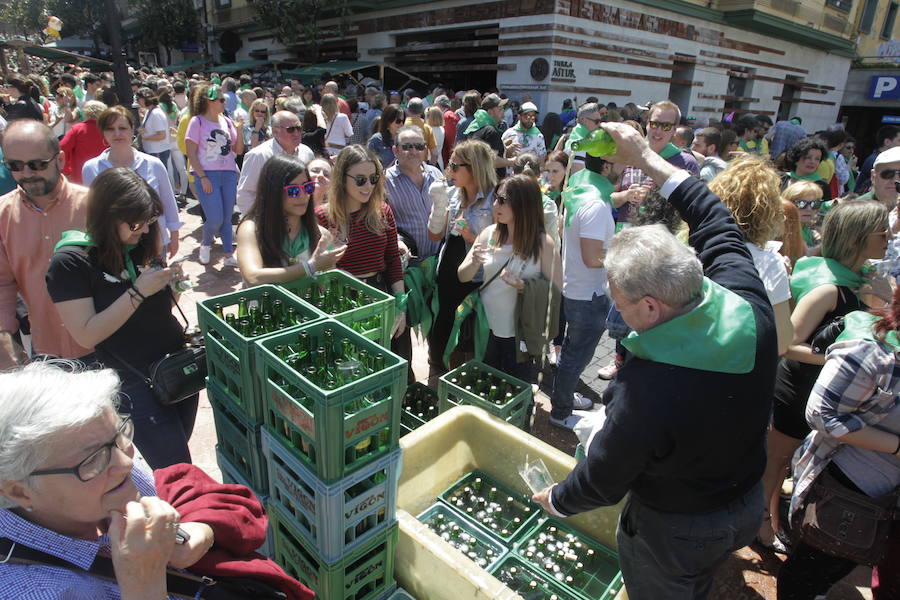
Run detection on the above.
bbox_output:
[534,122,777,599]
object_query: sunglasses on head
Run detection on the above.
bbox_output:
[794,200,821,210]
[879,169,900,180]
[278,125,302,133]
[399,143,426,151]
[347,173,380,187]
[128,215,159,232]
[448,162,469,171]
[648,121,675,132]
[3,151,60,172]
[284,182,316,197]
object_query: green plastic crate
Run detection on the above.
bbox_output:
[270,501,398,600]
[513,517,624,600]
[399,383,439,436]
[281,270,395,347]
[488,554,572,600]
[416,502,507,571]
[256,319,406,483]
[208,378,268,492]
[437,469,540,545]
[198,284,325,422]
[438,361,533,430]
[379,588,414,600]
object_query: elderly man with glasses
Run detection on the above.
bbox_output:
[236,110,315,216]
[856,145,900,234]
[0,119,93,368]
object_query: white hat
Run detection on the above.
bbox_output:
[874,146,900,168]
[519,102,538,114]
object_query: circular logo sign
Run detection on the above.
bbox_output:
[530,58,549,82]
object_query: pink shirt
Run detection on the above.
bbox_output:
[185,114,239,173]
[0,178,93,358]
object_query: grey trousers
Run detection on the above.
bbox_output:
[616,481,764,600]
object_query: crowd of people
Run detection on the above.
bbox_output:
[1,63,899,599]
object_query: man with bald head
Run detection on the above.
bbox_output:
[236,110,315,215]
[0,119,92,367]
[323,80,351,117]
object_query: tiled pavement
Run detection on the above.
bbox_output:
[176,199,870,600]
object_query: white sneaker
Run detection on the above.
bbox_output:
[198,245,211,265]
[548,413,583,430]
[548,345,561,366]
[572,392,594,410]
[222,254,238,268]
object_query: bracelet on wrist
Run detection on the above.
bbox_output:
[130,286,147,301]
[306,258,318,278]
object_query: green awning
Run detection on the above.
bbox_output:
[211,59,272,73]
[281,61,376,83]
[164,59,207,73]
[21,45,112,69]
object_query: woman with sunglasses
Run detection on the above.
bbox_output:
[367,104,405,169]
[316,145,407,341]
[458,174,561,380]
[426,139,498,373]
[764,200,888,553]
[782,137,832,203]
[46,168,199,469]
[236,154,345,285]
[185,82,243,267]
[50,86,79,139]
[783,180,825,255]
[243,98,271,151]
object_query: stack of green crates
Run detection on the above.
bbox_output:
[199,284,325,495]
[255,317,407,600]
[438,361,535,431]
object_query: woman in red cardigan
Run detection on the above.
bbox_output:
[60,100,108,184]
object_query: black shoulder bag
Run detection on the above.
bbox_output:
[106,288,207,406]
[0,537,285,599]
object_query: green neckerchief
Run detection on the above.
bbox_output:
[561,183,604,228]
[282,229,309,263]
[463,109,497,135]
[564,123,591,152]
[790,256,862,303]
[801,224,815,247]
[659,143,681,160]
[848,170,857,194]
[788,170,823,183]
[238,101,249,113]
[546,188,561,205]
[404,255,437,336]
[836,310,900,351]
[514,121,541,145]
[621,278,758,374]
[54,230,138,281]
[443,291,490,368]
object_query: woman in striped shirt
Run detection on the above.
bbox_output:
[316,145,407,342]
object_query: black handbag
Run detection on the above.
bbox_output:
[793,466,899,567]
[108,288,207,406]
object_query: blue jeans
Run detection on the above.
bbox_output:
[551,293,610,419]
[194,169,238,250]
[120,376,199,470]
[485,333,531,383]
[605,301,632,341]
[616,482,764,600]
[148,149,171,168]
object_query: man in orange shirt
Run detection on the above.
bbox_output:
[0,120,92,367]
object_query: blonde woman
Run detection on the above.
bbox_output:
[426,139,498,372]
[425,105,445,169]
[50,86,79,139]
[243,98,271,150]
[321,93,354,158]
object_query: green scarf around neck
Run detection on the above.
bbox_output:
[282,229,309,263]
[621,278,758,373]
[55,230,138,281]
[561,178,611,228]
[788,170,823,183]
[659,143,682,160]
[790,256,862,303]
[801,224,815,247]
[836,310,900,351]
[463,110,498,135]
[514,121,541,139]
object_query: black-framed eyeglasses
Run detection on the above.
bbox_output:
[30,416,134,482]
[3,151,60,172]
[493,193,508,206]
[276,125,302,134]
[648,121,675,132]
[583,117,603,125]
[284,181,316,197]
[128,215,159,232]
[394,117,405,124]
[448,162,469,171]
[347,173,380,187]
[879,169,900,180]
[794,200,821,210]
[399,143,426,152]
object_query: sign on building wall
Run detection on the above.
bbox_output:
[868,75,900,100]
[551,60,576,83]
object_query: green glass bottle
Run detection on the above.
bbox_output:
[260,291,273,316]
[357,349,370,374]
[372,353,385,373]
[238,318,252,337]
[297,330,311,359]
[248,305,260,329]
[237,296,249,319]
[571,128,617,157]
[272,299,284,326]
[304,365,318,385]
[213,303,225,320]
[261,314,275,333]
[225,313,237,329]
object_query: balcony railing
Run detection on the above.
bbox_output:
[212,4,257,27]
[714,0,853,36]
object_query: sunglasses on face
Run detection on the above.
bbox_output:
[394,118,405,124]
[347,173,380,187]
[284,181,316,197]
[493,193,508,206]
[399,143,426,151]
[30,416,134,482]
[794,200,821,210]
[3,151,60,172]
[583,117,603,125]
[128,215,159,232]
[879,169,900,180]
[278,125,302,133]
[448,162,469,171]
[648,121,675,132]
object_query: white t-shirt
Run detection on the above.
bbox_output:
[562,198,615,301]
[746,242,791,305]
[325,113,354,156]
[480,233,542,338]
[141,106,171,154]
